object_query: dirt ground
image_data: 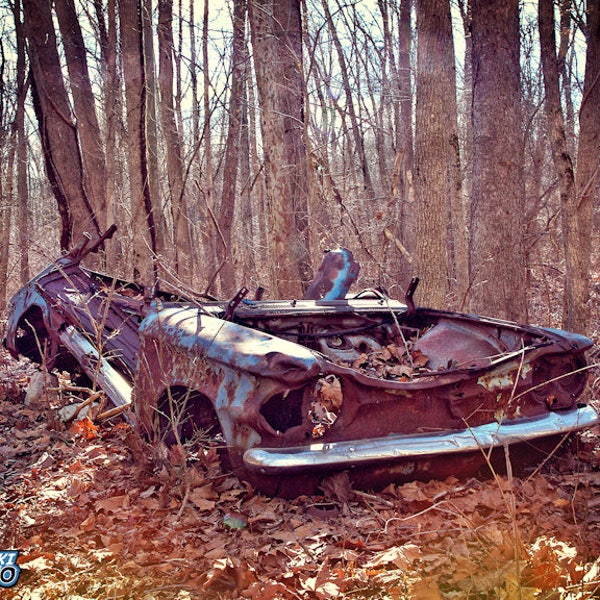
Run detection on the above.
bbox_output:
[1,345,600,599]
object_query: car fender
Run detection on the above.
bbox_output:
[4,284,51,359]
[134,304,326,446]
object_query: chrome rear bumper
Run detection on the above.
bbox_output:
[244,405,599,474]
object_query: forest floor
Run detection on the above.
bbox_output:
[1,344,600,599]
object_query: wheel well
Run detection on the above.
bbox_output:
[16,306,50,363]
[156,386,222,446]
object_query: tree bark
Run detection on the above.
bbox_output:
[119,0,156,284]
[16,72,29,286]
[158,0,193,285]
[469,0,527,321]
[539,0,581,331]
[23,0,102,250]
[141,0,166,256]
[14,0,29,284]
[188,0,199,144]
[571,0,600,332]
[414,0,461,308]
[0,131,15,313]
[558,0,576,155]
[54,0,107,235]
[389,0,415,288]
[218,0,246,295]
[103,0,125,271]
[248,0,312,297]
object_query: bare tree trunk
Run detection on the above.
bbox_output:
[0,130,16,312]
[378,0,396,195]
[238,60,255,284]
[249,0,312,297]
[558,0,576,155]
[457,0,473,170]
[103,0,125,271]
[395,0,415,287]
[188,0,199,144]
[16,76,29,285]
[158,0,193,285]
[469,0,527,321]
[321,0,375,201]
[23,0,103,251]
[371,14,389,187]
[13,0,29,284]
[457,0,473,307]
[539,0,580,331]
[201,0,219,294]
[245,51,266,275]
[119,0,156,285]
[301,0,331,260]
[571,0,600,332]
[54,0,107,236]
[141,0,166,256]
[414,0,456,308]
[218,0,246,295]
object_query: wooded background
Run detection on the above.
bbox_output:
[0,0,598,334]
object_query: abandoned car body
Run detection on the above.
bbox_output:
[4,232,599,496]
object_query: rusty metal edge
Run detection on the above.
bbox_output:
[58,326,133,414]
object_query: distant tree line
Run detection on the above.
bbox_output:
[0,0,598,333]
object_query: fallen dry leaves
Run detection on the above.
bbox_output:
[1,347,600,599]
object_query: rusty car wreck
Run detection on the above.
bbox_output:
[4,228,599,496]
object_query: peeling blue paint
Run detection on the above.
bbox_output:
[140,305,323,383]
[303,248,360,301]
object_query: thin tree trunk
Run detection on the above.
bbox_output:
[539,0,580,331]
[238,57,255,284]
[189,0,199,144]
[158,0,193,285]
[378,0,398,194]
[245,50,266,273]
[0,130,16,312]
[119,0,156,284]
[301,0,331,259]
[14,0,29,284]
[372,5,389,186]
[558,0,576,155]
[321,0,375,201]
[141,0,166,256]
[218,0,246,295]
[395,0,415,287]
[104,0,125,271]
[16,81,29,285]
[457,0,473,308]
[458,0,473,191]
[199,0,220,294]
[571,0,600,332]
